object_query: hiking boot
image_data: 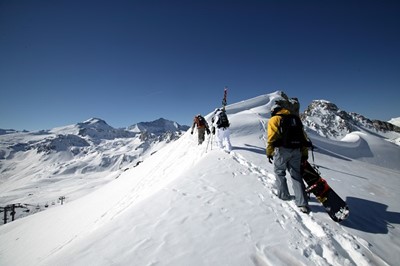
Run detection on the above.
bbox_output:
[299,206,310,214]
[280,195,292,201]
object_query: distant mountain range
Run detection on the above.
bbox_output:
[0,117,190,221]
[1,118,189,157]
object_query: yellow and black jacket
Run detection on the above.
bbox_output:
[267,108,309,157]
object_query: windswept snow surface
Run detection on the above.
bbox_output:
[389,117,400,127]
[1,93,400,266]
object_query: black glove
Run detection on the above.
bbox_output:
[306,140,313,148]
[268,155,273,164]
[206,128,210,135]
[211,127,215,135]
[190,131,193,135]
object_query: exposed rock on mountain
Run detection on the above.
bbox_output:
[301,100,400,141]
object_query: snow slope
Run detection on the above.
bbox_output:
[389,117,400,127]
[1,92,400,266]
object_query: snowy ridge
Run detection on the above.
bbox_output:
[1,91,400,265]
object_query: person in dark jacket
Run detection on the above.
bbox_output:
[191,114,210,145]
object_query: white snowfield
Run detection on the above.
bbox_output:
[1,93,400,266]
[389,117,400,128]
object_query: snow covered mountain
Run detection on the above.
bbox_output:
[0,117,188,221]
[0,129,27,135]
[1,91,400,266]
[128,117,190,142]
[129,117,189,134]
[389,117,400,127]
[301,100,400,145]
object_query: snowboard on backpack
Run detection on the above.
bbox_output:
[301,161,349,222]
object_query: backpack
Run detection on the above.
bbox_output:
[276,114,306,148]
[198,116,206,126]
[216,111,230,128]
[275,98,300,116]
[196,115,206,127]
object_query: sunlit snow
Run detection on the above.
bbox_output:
[1,92,399,266]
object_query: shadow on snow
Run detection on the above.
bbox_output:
[341,197,400,234]
[232,144,266,155]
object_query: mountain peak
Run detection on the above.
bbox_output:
[128,118,189,134]
[302,100,400,139]
[82,118,108,125]
[308,100,339,112]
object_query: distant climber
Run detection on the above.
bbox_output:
[211,108,232,152]
[191,114,210,145]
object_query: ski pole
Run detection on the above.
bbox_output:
[311,144,315,164]
[206,132,212,153]
[210,132,213,150]
[310,144,319,170]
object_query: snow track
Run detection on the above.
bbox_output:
[229,150,383,266]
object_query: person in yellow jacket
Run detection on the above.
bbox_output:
[266,104,310,214]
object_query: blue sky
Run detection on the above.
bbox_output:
[1,0,399,131]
